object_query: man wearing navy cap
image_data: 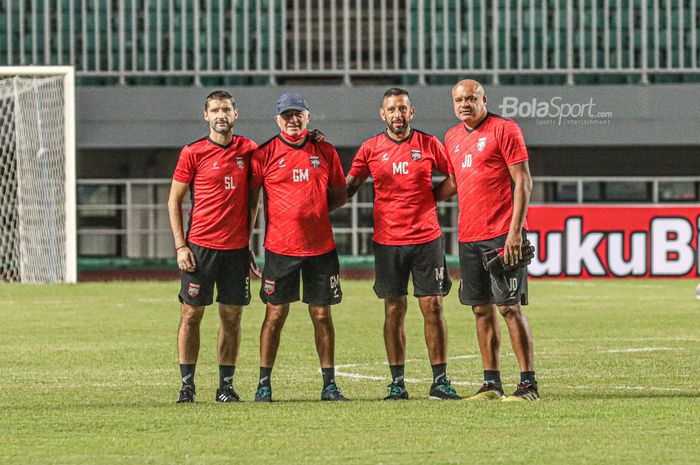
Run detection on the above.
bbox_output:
[249,92,349,401]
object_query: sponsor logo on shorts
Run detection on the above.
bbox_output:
[264,279,275,295]
[187,283,200,297]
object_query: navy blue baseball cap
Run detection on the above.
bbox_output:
[276,92,309,115]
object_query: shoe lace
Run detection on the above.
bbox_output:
[515,382,534,395]
[387,383,404,396]
[257,386,271,397]
[325,383,342,395]
[179,386,194,399]
[479,381,502,393]
[438,378,456,394]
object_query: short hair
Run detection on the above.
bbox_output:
[204,90,236,111]
[383,87,410,100]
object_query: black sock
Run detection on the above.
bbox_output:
[258,367,272,388]
[431,363,447,386]
[180,364,196,388]
[484,370,502,385]
[219,365,235,389]
[321,367,336,388]
[520,371,537,385]
[389,364,405,387]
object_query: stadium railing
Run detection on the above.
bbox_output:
[2,1,699,85]
[76,176,700,263]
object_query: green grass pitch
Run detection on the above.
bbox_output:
[1,279,699,464]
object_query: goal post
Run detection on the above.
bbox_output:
[0,66,76,283]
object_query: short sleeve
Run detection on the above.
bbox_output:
[500,120,529,165]
[249,148,265,190]
[172,146,195,184]
[347,144,370,180]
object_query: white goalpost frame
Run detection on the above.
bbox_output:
[0,66,77,283]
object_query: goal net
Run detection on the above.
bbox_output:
[0,67,76,283]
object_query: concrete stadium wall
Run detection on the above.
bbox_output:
[79,84,700,149]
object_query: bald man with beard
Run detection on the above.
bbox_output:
[435,80,539,401]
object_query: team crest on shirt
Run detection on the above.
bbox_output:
[236,156,245,169]
[477,137,487,152]
[410,149,422,160]
[187,283,200,297]
[264,279,275,295]
[309,155,321,168]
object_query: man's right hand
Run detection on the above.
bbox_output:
[176,247,196,273]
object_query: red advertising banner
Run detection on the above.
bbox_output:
[527,206,700,278]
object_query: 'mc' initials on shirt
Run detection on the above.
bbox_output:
[392,161,409,175]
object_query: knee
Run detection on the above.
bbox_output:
[265,307,288,329]
[181,305,204,328]
[385,298,407,320]
[471,304,495,319]
[220,311,242,332]
[498,304,522,319]
[420,296,443,319]
[311,310,333,327]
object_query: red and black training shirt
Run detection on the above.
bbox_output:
[348,129,451,246]
[250,134,346,256]
[172,135,257,250]
[444,112,529,243]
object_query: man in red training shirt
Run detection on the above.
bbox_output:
[249,92,349,402]
[346,88,460,401]
[168,91,259,404]
[436,79,539,401]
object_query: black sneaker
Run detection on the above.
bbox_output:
[466,381,505,401]
[255,385,272,402]
[216,385,240,403]
[502,381,540,402]
[429,377,461,400]
[176,385,196,403]
[321,383,350,401]
[383,382,409,401]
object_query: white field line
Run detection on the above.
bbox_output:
[606,347,680,353]
[333,354,481,383]
[334,352,700,393]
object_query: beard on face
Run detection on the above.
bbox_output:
[212,119,233,134]
[385,118,409,136]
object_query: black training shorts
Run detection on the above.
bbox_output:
[260,249,342,306]
[373,235,452,299]
[178,243,251,307]
[458,231,529,306]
